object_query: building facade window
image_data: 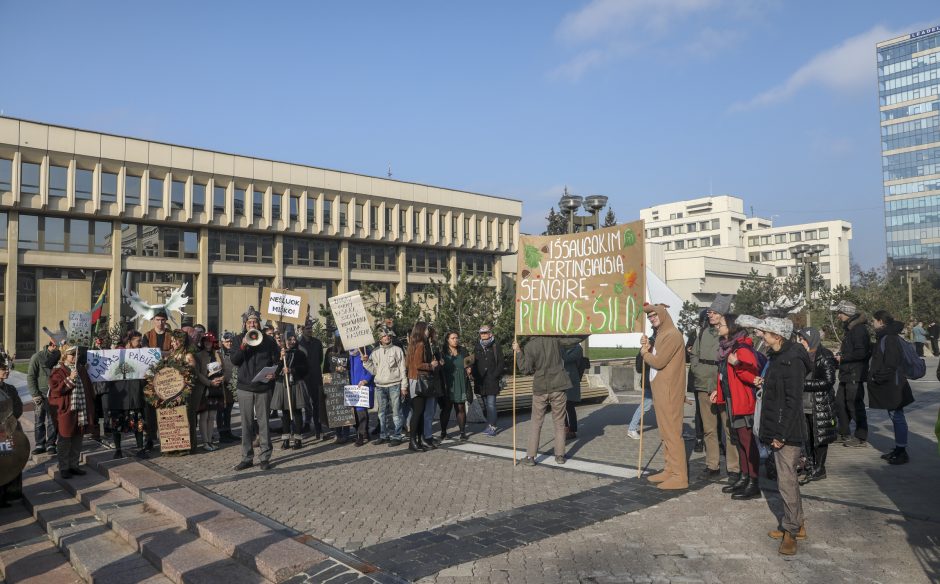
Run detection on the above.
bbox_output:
[121,224,196,258]
[323,199,332,226]
[253,188,264,218]
[0,212,6,248]
[0,157,11,192]
[371,205,378,232]
[749,253,760,262]
[234,187,246,215]
[281,236,339,268]
[662,226,672,236]
[775,234,786,244]
[18,215,110,254]
[306,195,315,225]
[76,168,93,201]
[101,172,118,204]
[149,176,164,208]
[351,244,397,271]
[457,252,494,276]
[171,180,185,210]
[21,162,40,195]
[408,248,447,274]
[289,194,299,221]
[400,209,407,236]
[356,203,364,229]
[789,232,801,242]
[192,183,205,213]
[49,164,68,197]
[125,174,142,207]
[271,191,281,220]
[339,200,347,228]
[213,185,226,214]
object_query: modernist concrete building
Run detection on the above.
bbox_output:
[877,24,940,269]
[0,118,522,355]
[640,195,852,305]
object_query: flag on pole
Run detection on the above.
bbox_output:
[91,280,108,325]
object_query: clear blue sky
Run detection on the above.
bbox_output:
[3,1,938,268]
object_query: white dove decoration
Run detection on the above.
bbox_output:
[124,282,190,327]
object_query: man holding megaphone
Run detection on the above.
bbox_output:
[231,309,280,471]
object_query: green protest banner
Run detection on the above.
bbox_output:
[515,220,646,335]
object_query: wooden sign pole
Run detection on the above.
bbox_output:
[512,334,517,466]
[275,289,294,428]
[637,360,646,479]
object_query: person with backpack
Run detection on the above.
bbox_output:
[710,314,762,500]
[831,301,871,448]
[868,311,916,465]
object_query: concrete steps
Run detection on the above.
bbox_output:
[0,505,85,584]
[15,452,328,584]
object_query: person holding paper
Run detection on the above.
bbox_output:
[271,331,309,450]
[47,345,96,479]
[348,346,375,447]
[231,310,280,471]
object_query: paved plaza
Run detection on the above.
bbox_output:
[4,363,939,583]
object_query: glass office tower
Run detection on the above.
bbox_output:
[879,25,940,268]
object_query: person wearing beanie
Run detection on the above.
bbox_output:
[271,331,310,450]
[794,327,838,483]
[756,317,812,556]
[690,294,739,483]
[640,303,688,490]
[831,300,871,447]
[867,311,916,465]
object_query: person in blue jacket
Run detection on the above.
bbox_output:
[348,346,375,446]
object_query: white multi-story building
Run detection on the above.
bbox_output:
[640,196,853,305]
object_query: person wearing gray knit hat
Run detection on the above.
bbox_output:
[761,317,794,339]
[708,294,733,317]
[831,300,857,317]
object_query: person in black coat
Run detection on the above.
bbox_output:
[868,311,916,465]
[104,331,148,460]
[230,311,280,471]
[471,325,504,436]
[927,321,940,356]
[831,301,871,447]
[298,322,325,439]
[794,328,838,483]
[755,317,811,556]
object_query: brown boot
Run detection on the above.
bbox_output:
[769,523,806,540]
[657,476,689,490]
[778,531,798,556]
[647,470,670,483]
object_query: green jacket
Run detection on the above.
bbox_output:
[517,336,585,395]
[688,325,720,392]
[27,348,56,398]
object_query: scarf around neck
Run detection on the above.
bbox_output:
[718,331,747,361]
[480,336,495,348]
[65,363,88,427]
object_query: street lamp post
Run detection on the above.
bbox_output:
[898,264,923,331]
[558,187,608,233]
[789,244,826,326]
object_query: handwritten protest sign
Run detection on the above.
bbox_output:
[343,385,372,408]
[515,221,646,335]
[152,367,186,402]
[323,383,355,428]
[328,291,375,349]
[67,311,92,346]
[157,406,191,453]
[86,349,162,382]
[262,287,306,325]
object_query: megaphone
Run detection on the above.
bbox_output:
[245,329,263,347]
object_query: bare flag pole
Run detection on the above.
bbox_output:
[512,334,518,466]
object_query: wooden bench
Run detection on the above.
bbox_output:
[494,376,608,411]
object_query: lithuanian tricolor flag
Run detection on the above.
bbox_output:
[91,280,108,325]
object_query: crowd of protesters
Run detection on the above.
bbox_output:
[9,293,935,559]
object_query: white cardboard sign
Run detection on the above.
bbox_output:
[343,385,372,408]
[328,291,375,349]
[86,348,162,382]
[67,311,92,346]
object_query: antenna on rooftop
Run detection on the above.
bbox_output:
[709,178,713,197]
[750,205,754,218]
[387,164,392,178]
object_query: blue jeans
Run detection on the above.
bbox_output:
[482,395,498,428]
[887,408,908,448]
[628,388,653,432]
[375,385,404,440]
[423,397,438,439]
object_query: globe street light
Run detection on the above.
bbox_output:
[558,187,608,234]
[789,243,826,326]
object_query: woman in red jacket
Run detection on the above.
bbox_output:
[47,344,96,479]
[711,314,761,500]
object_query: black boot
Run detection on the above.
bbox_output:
[731,477,762,500]
[721,473,745,493]
[723,475,749,494]
[693,439,705,453]
[293,439,302,450]
[415,435,428,452]
[409,436,421,452]
[281,439,291,450]
[112,432,123,459]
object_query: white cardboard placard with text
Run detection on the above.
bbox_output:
[343,385,372,407]
[328,291,375,349]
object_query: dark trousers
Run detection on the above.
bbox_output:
[353,408,369,438]
[280,409,302,439]
[565,400,578,433]
[734,426,759,478]
[304,383,323,435]
[915,342,925,357]
[217,402,234,434]
[144,403,158,444]
[410,396,427,440]
[805,414,829,471]
[34,400,58,447]
[931,338,939,356]
[835,381,868,440]
[693,397,704,440]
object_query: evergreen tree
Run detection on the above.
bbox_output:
[602,207,617,228]
[543,207,568,235]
